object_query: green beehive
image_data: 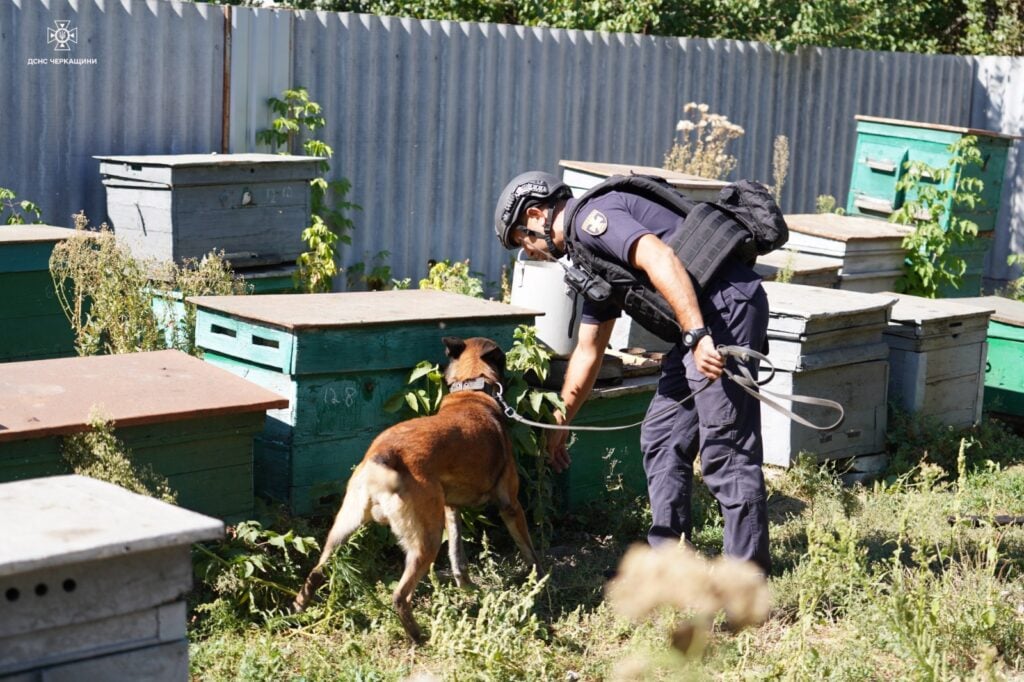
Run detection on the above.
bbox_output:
[960,296,1024,418]
[0,350,287,520]
[557,376,656,511]
[0,226,78,363]
[190,291,538,515]
[846,116,1015,297]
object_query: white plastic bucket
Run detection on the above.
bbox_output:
[509,251,581,356]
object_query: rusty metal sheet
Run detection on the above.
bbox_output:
[0,350,288,443]
[188,290,541,330]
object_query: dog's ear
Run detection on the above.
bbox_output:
[442,336,466,359]
[479,339,506,376]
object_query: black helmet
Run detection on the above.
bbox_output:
[493,171,572,249]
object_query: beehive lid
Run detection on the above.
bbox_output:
[0,350,289,443]
[764,282,896,336]
[959,296,1024,328]
[0,475,222,578]
[786,214,913,244]
[558,160,727,192]
[754,250,842,277]
[883,293,995,340]
[188,290,540,330]
[95,153,322,186]
[855,116,1021,141]
[0,225,78,244]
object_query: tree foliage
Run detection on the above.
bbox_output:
[265,0,1024,56]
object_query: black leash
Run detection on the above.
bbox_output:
[492,345,845,433]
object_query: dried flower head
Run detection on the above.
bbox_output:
[605,543,770,630]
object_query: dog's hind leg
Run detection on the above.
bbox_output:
[444,506,473,588]
[389,489,444,643]
[293,465,380,612]
[498,498,541,572]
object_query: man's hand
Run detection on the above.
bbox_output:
[546,411,572,473]
[693,334,723,381]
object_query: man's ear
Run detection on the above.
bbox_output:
[442,336,466,359]
[479,340,506,376]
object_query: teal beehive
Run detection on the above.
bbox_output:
[190,290,538,515]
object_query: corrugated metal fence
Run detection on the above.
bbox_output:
[2,0,1021,287]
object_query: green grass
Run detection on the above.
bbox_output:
[189,418,1024,681]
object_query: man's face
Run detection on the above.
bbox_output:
[511,209,552,261]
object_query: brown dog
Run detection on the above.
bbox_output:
[293,336,541,642]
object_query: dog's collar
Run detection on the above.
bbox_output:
[448,378,500,396]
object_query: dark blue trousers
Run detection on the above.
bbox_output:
[639,262,771,573]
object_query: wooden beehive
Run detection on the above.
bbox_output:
[559,375,657,510]
[0,350,287,520]
[883,293,993,428]
[761,282,896,467]
[0,475,222,681]
[783,214,912,293]
[960,296,1024,419]
[0,225,78,363]
[95,154,320,266]
[753,249,842,288]
[189,290,539,515]
[558,160,728,203]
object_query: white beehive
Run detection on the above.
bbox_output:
[783,214,912,293]
[760,282,896,467]
[883,293,994,428]
[753,249,842,288]
[0,476,222,681]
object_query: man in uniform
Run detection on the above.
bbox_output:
[492,170,771,573]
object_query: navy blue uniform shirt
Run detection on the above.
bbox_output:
[567,192,761,325]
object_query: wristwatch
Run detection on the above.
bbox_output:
[682,326,711,350]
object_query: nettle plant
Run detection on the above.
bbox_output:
[257,87,361,293]
[1,186,42,224]
[891,136,985,298]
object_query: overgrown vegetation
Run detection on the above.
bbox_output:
[250,0,1024,56]
[189,406,1024,680]
[418,259,486,298]
[62,412,177,504]
[49,212,248,356]
[0,186,41,224]
[257,86,361,293]
[891,136,985,299]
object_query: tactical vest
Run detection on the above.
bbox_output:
[562,174,788,344]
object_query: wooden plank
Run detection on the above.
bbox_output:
[0,271,66,318]
[292,321,525,375]
[0,476,221,578]
[785,213,913,246]
[836,270,904,293]
[958,296,1024,329]
[195,310,297,373]
[0,314,77,362]
[199,352,296,438]
[761,360,888,467]
[0,241,64,273]
[766,339,890,373]
[0,603,185,677]
[8,639,189,681]
[854,115,1020,141]
[189,290,540,331]
[753,250,841,287]
[764,282,896,335]
[0,225,77,245]
[96,153,321,186]
[0,350,288,443]
[558,159,728,192]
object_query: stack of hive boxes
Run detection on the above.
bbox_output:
[0,475,222,680]
[783,214,912,293]
[753,249,841,288]
[883,294,993,429]
[760,282,895,468]
[960,296,1024,421]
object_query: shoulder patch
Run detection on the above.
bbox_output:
[581,209,608,236]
